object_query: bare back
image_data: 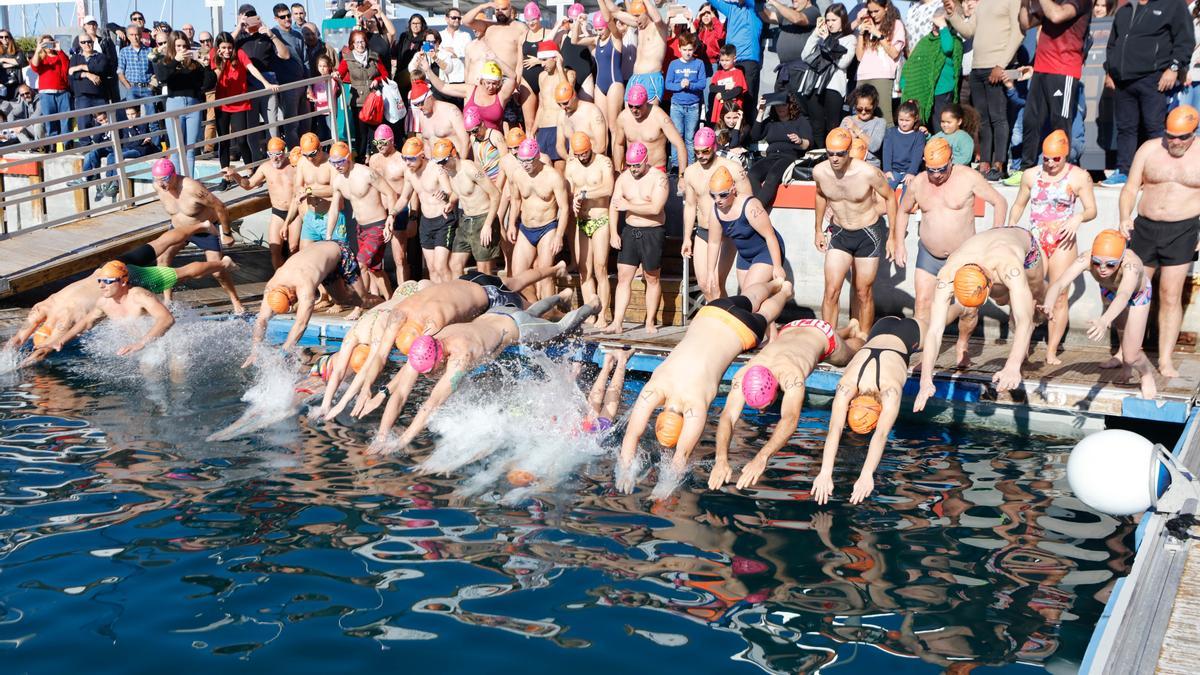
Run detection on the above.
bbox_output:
[644,315,752,409]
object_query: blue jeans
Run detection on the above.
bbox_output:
[669,101,700,167]
[39,91,71,140]
[165,95,202,177]
[84,146,113,173]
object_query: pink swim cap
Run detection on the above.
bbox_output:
[523,2,541,22]
[591,11,607,30]
[408,335,444,374]
[741,365,779,409]
[626,84,648,106]
[151,158,177,179]
[568,2,585,19]
[625,141,648,165]
[373,125,394,141]
[517,138,540,160]
[694,126,717,149]
[463,106,482,130]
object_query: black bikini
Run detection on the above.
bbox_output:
[856,317,921,389]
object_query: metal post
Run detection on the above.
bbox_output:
[681,254,690,326]
[211,5,223,37]
[329,74,341,143]
[170,116,190,178]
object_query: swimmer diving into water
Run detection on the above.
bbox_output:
[615,280,793,494]
[368,291,599,454]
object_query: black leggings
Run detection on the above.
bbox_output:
[216,108,261,169]
[350,106,374,159]
[749,152,800,211]
[805,88,846,149]
[969,69,1010,166]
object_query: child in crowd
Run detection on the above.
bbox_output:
[840,84,885,168]
[308,54,337,141]
[709,45,747,124]
[665,34,707,170]
[932,103,973,165]
[882,99,926,191]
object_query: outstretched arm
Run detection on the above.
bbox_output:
[737,386,804,490]
[393,362,467,448]
[851,388,901,504]
[995,268,1035,391]
[1042,254,1088,314]
[616,388,665,492]
[812,379,854,504]
[283,294,316,351]
[913,284,953,411]
[118,293,175,355]
[709,373,747,489]
[372,363,421,434]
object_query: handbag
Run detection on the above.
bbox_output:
[358,90,384,126]
[380,79,405,123]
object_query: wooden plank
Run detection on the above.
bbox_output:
[1157,537,1200,675]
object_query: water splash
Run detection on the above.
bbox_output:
[207,346,303,442]
[0,348,19,378]
[418,352,610,498]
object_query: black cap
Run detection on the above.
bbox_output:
[238,4,258,16]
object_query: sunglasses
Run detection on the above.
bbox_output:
[711,189,733,199]
[267,150,285,158]
[79,40,94,45]
[1091,257,1121,268]
[132,16,145,21]
[97,277,122,285]
[329,157,348,165]
[402,155,421,162]
[303,150,318,158]
[1043,155,1065,162]
[201,39,213,43]
[1166,132,1194,141]
[855,106,873,113]
[277,14,291,19]
[827,150,848,158]
[448,14,461,19]
[373,139,392,148]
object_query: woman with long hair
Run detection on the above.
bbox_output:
[854,0,905,126]
[0,29,29,102]
[799,5,856,146]
[694,3,725,65]
[747,93,813,210]
[393,14,427,97]
[210,32,276,189]
[338,29,389,158]
[152,31,214,176]
[575,9,624,139]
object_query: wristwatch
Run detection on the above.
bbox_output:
[1170,62,1181,72]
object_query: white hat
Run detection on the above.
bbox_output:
[83,15,98,25]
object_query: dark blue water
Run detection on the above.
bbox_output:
[0,353,1134,673]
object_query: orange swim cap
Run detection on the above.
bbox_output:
[329,141,351,160]
[1041,129,1069,159]
[267,137,286,153]
[505,126,527,149]
[300,132,320,153]
[432,138,457,160]
[1091,229,1127,260]
[554,80,574,104]
[507,469,536,487]
[401,136,424,158]
[266,286,296,314]
[630,0,647,15]
[349,344,371,373]
[847,394,882,434]
[1166,105,1199,135]
[953,263,990,308]
[708,166,735,192]
[849,137,868,160]
[289,146,302,167]
[923,137,952,168]
[826,128,853,152]
[32,322,53,348]
[394,321,422,354]
[99,260,128,281]
[655,410,684,448]
[570,131,591,154]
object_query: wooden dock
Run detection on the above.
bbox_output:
[0,186,269,299]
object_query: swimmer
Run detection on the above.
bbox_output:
[554,80,608,157]
[327,141,399,300]
[406,78,470,159]
[8,275,106,365]
[366,125,414,284]
[812,316,926,505]
[682,127,751,300]
[606,142,670,335]
[439,138,503,278]
[150,158,244,313]
[564,132,616,324]
[463,0,535,129]
[244,240,379,366]
[615,280,794,494]
[710,318,868,491]
[223,136,299,268]
[529,42,574,170]
[342,261,570,419]
[507,138,570,302]
[1119,105,1200,378]
[287,132,347,249]
[394,137,458,284]
[613,84,687,176]
[813,128,896,332]
[582,347,632,435]
[1008,130,1097,365]
[22,261,177,367]
[612,0,667,106]
[914,227,1048,409]
[706,166,787,296]
[370,292,600,453]
[1041,230,1159,399]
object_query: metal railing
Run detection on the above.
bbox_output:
[0,74,346,237]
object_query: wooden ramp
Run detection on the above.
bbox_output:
[0,187,270,299]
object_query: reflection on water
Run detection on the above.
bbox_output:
[0,352,1133,673]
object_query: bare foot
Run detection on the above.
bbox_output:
[1099,357,1122,369]
[1159,361,1180,378]
[552,260,568,279]
[221,233,236,248]
[955,343,972,369]
[1140,374,1158,400]
[644,323,659,334]
[230,301,246,315]
[346,307,363,320]
[602,322,624,335]
[1045,350,1062,366]
[583,315,599,326]
[221,255,238,271]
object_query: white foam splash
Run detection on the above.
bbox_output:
[649,456,686,501]
[0,347,20,375]
[207,346,303,442]
[418,352,611,498]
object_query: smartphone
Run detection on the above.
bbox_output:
[421,42,435,53]
[246,15,262,29]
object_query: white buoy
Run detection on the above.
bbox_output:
[1067,429,1169,516]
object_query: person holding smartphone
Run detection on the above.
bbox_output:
[30,35,71,143]
[152,31,215,177]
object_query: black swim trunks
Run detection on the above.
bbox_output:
[701,295,768,349]
[327,242,361,286]
[828,217,888,259]
[616,225,665,271]
[1128,215,1200,268]
[420,212,458,250]
[460,271,524,309]
[117,243,158,267]
[271,207,289,221]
